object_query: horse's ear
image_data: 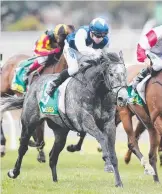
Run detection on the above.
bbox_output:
[0,54,2,61]
[119,50,124,64]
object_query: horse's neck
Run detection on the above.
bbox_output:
[150,70,162,82]
[76,65,103,94]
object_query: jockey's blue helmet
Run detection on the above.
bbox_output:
[89,17,109,37]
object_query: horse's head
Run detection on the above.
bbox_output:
[102,51,128,107]
[77,51,128,106]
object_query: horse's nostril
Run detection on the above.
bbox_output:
[118,97,123,101]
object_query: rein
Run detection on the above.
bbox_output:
[71,75,95,95]
[152,80,162,87]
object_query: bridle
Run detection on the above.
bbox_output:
[72,59,127,97]
[102,61,127,92]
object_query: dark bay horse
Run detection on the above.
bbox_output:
[0,53,67,161]
[1,52,128,187]
[67,64,162,183]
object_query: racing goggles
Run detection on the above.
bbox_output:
[92,31,107,38]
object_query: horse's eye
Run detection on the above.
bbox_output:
[110,73,113,76]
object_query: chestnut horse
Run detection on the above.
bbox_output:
[67,64,162,183]
[117,64,161,183]
[0,53,67,162]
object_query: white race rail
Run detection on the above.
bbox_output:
[3,111,17,150]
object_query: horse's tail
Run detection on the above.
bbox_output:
[0,95,24,113]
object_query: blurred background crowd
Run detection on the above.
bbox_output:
[1,1,162,31]
[1,1,162,64]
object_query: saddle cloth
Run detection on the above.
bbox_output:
[39,77,72,115]
[136,75,151,103]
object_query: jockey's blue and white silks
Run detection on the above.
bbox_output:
[64,20,109,76]
[66,26,109,52]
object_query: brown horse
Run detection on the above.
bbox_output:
[0,53,67,161]
[124,65,162,166]
[124,123,162,166]
[116,64,162,183]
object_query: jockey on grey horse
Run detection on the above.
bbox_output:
[1,50,128,187]
[46,17,110,96]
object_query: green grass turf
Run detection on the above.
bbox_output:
[1,137,162,194]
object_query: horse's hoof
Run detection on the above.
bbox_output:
[104,165,114,173]
[144,165,155,176]
[1,151,5,157]
[115,182,123,188]
[154,179,160,184]
[67,145,80,152]
[67,145,76,152]
[0,145,6,157]
[28,140,37,147]
[37,151,46,163]
[124,156,130,164]
[97,147,102,152]
[7,169,19,179]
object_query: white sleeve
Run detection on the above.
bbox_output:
[75,29,96,56]
[153,25,162,39]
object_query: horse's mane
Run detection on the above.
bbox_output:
[76,52,121,79]
[79,52,121,68]
[105,52,121,63]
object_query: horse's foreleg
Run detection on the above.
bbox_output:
[82,112,123,187]
[152,114,162,166]
[120,106,155,175]
[158,137,162,166]
[66,132,86,152]
[0,119,6,157]
[147,128,160,182]
[125,121,146,164]
[118,107,144,163]
[119,108,141,157]
[8,122,34,179]
[104,119,123,187]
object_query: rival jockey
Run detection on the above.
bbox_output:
[132,25,162,91]
[24,24,75,81]
[46,17,109,97]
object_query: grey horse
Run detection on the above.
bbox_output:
[1,51,128,187]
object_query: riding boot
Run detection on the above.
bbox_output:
[46,69,70,97]
[132,67,151,92]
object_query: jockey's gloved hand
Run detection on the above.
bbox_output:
[90,50,103,62]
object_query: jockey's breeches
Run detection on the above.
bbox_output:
[63,41,79,76]
[152,55,162,71]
